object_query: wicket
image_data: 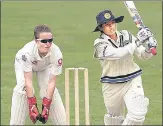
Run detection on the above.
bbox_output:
[65,67,90,125]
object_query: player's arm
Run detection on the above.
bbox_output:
[24,71,33,97]
[22,54,34,97]
[133,35,153,60]
[134,28,158,60]
[93,40,137,60]
[46,74,57,99]
[22,54,40,124]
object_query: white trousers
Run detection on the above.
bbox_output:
[10,58,66,125]
[102,76,148,121]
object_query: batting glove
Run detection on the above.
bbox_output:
[27,96,40,124]
[39,97,52,124]
[143,36,157,53]
[137,27,153,42]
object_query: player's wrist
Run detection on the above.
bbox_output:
[27,96,37,105]
[42,97,52,109]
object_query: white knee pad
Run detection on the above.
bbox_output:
[122,95,149,125]
[104,114,124,125]
[10,90,28,125]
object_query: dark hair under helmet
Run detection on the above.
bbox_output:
[93,10,124,32]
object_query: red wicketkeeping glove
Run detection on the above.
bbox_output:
[27,96,40,124]
[39,97,52,124]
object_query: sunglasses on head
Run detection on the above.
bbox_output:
[37,38,53,43]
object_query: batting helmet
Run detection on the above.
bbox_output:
[93,10,124,32]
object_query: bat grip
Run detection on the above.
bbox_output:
[150,47,157,55]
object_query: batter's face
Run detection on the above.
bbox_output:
[35,32,53,55]
[102,21,117,35]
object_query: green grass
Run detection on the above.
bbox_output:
[1,1,162,125]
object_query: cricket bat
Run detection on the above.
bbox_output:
[123,1,157,55]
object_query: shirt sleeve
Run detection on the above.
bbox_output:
[93,40,136,60]
[50,48,63,75]
[21,53,32,72]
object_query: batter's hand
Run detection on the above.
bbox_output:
[143,36,157,53]
[137,27,153,42]
[39,97,52,124]
[27,97,40,124]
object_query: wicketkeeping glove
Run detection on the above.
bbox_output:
[137,27,153,42]
[39,97,52,124]
[27,96,40,124]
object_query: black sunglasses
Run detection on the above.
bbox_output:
[37,38,53,43]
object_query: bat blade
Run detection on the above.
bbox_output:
[123,1,144,30]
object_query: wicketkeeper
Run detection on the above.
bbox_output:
[93,10,157,125]
[10,24,66,125]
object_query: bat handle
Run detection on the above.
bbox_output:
[150,47,157,55]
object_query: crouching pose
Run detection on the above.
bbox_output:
[10,24,66,125]
[93,10,157,125]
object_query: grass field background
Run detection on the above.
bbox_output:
[1,1,162,125]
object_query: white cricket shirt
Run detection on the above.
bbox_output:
[15,40,63,75]
[93,30,153,78]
